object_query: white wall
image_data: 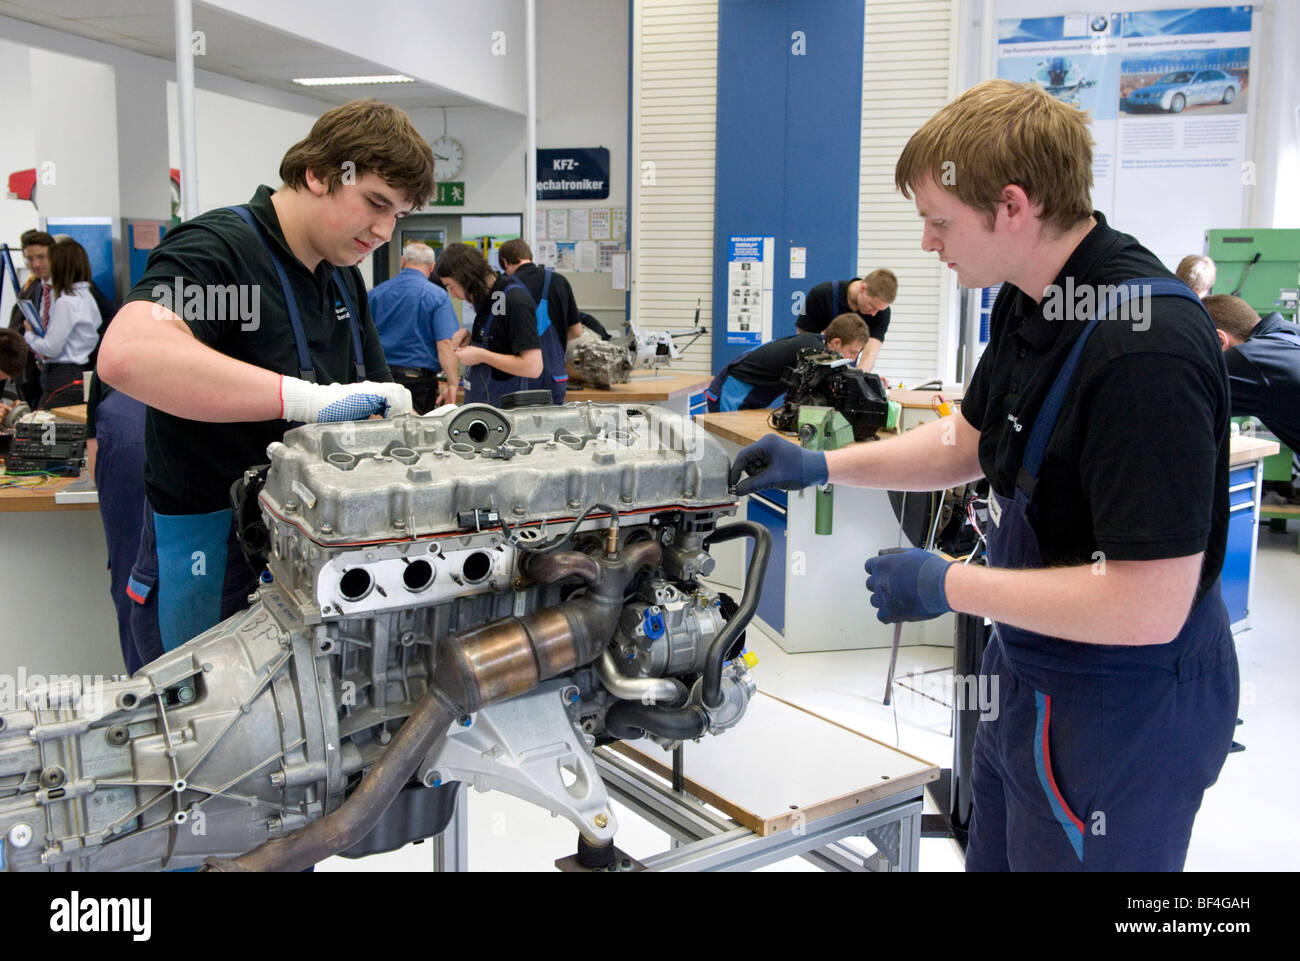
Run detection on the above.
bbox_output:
[29,50,120,222]
[206,0,527,112]
[166,83,317,212]
[0,37,36,250]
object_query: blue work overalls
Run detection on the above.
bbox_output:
[465,271,568,407]
[966,278,1238,872]
[93,388,148,674]
[127,205,370,663]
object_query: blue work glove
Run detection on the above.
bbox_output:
[728,434,828,496]
[864,548,953,623]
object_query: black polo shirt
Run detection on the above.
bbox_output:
[510,262,581,334]
[471,274,540,379]
[796,279,891,341]
[961,213,1229,607]
[729,332,823,391]
[124,185,390,515]
[1224,312,1300,454]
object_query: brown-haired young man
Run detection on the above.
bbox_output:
[796,269,897,372]
[98,98,434,666]
[705,313,869,412]
[731,79,1235,871]
[1204,294,1300,456]
[497,238,584,342]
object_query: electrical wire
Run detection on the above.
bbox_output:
[496,502,621,554]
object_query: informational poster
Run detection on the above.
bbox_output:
[597,241,622,271]
[535,210,547,241]
[568,208,591,241]
[554,242,577,269]
[610,251,628,291]
[547,209,569,241]
[535,240,558,267]
[590,208,612,240]
[998,6,1255,266]
[575,240,599,272]
[789,245,806,279]
[726,235,774,346]
[611,208,627,240]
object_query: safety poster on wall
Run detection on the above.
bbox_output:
[726,235,774,346]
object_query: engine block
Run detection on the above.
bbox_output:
[0,402,764,871]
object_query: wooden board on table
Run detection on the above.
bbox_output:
[51,404,88,424]
[1229,435,1279,467]
[565,373,712,404]
[0,474,95,512]
[889,388,962,410]
[611,690,939,836]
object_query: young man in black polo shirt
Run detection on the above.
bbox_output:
[498,238,584,342]
[730,79,1236,871]
[97,99,433,665]
[705,313,869,412]
[796,269,896,372]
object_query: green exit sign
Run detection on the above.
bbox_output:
[430,182,464,206]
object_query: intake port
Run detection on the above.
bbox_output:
[402,559,435,593]
[461,551,493,584]
[339,567,374,602]
[327,452,358,471]
[466,419,491,444]
[388,446,419,465]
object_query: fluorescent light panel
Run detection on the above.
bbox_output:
[293,75,414,86]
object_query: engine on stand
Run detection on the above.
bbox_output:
[0,402,767,871]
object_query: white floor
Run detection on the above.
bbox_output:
[319,525,1300,873]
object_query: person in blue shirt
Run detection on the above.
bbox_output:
[367,242,461,412]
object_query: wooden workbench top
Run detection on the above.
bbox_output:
[889,388,962,409]
[0,474,96,512]
[695,409,1282,470]
[565,371,712,404]
[1230,434,1279,467]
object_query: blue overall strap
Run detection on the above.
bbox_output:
[1016,276,1205,499]
[227,205,315,382]
[538,268,555,334]
[329,268,368,382]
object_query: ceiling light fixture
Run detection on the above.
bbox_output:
[292,75,414,86]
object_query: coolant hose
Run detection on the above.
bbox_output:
[604,700,710,741]
[699,521,770,709]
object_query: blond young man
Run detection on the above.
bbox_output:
[731,79,1235,871]
[1176,254,1217,298]
[98,99,433,664]
[796,269,897,372]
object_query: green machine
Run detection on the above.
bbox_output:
[1206,228,1300,322]
[797,401,901,535]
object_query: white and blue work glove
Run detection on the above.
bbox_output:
[280,376,413,423]
[728,434,828,496]
[864,547,953,623]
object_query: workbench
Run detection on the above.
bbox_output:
[696,401,958,653]
[563,371,712,419]
[1224,433,1279,631]
[695,402,1279,647]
